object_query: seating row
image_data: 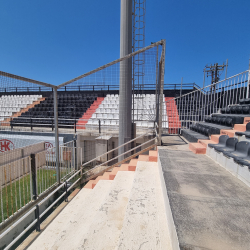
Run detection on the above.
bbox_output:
[221,105,250,114]
[13,93,97,128]
[207,136,250,186]
[0,107,20,112]
[204,115,243,127]
[1,94,42,99]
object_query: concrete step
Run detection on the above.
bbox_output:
[244,117,250,124]
[189,142,206,154]
[234,124,246,131]
[117,161,171,250]
[75,171,135,249]
[198,139,216,148]
[149,150,158,162]
[211,134,221,143]
[28,180,113,250]
[220,129,237,137]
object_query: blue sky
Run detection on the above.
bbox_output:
[0,0,249,87]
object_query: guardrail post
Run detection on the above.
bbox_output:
[65,181,68,202]
[31,154,37,200]
[99,120,101,134]
[51,118,54,131]
[10,118,13,131]
[74,119,77,133]
[54,88,60,184]
[30,118,33,131]
[35,205,40,232]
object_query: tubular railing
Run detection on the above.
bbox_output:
[164,70,249,134]
[2,117,156,134]
[0,83,195,94]
[0,144,81,227]
[0,127,158,249]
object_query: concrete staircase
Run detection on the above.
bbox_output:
[165,97,181,134]
[27,150,173,250]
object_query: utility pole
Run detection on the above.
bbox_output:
[203,61,228,91]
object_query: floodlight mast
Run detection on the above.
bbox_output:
[119,0,133,160]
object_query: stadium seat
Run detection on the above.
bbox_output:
[214,138,238,154]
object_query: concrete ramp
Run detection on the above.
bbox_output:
[158,140,250,250]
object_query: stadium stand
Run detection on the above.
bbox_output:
[86,94,168,129]
[9,93,170,130]
[11,93,98,128]
[0,95,42,121]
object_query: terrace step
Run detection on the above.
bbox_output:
[189,142,206,154]
[117,161,171,250]
[220,129,237,137]
[73,171,135,249]
[28,180,113,250]
[234,124,247,131]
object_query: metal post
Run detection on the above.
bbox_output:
[65,181,68,202]
[119,0,133,159]
[35,205,40,232]
[53,88,60,184]
[158,40,166,145]
[225,59,228,80]
[247,59,250,99]
[30,154,37,200]
[180,77,183,97]
[203,68,206,88]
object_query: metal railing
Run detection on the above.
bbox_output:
[164,70,249,134]
[0,143,82,227]
[1,117,157,134]
[0,83,196,94]
[0,128,158,250]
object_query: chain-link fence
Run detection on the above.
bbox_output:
[0,40,165,230]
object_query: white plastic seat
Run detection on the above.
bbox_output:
[136,121,142,127]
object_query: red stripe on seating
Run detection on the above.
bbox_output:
[77,97,104,129]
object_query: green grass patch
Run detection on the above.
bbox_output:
[0,169,60,224]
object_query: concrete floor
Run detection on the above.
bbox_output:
[159,135,250,250]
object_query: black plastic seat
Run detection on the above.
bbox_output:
[225,117,233,127]
[208,135,229,149]
[225,107,231,114]
[236,106,243,114]
[205,117,212,123]
[243,106,250,114]
[234,147,250,168]
[223,141,250,161]
[230,106,237,114]
[221,108,226,114]
[215,137,238,154]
